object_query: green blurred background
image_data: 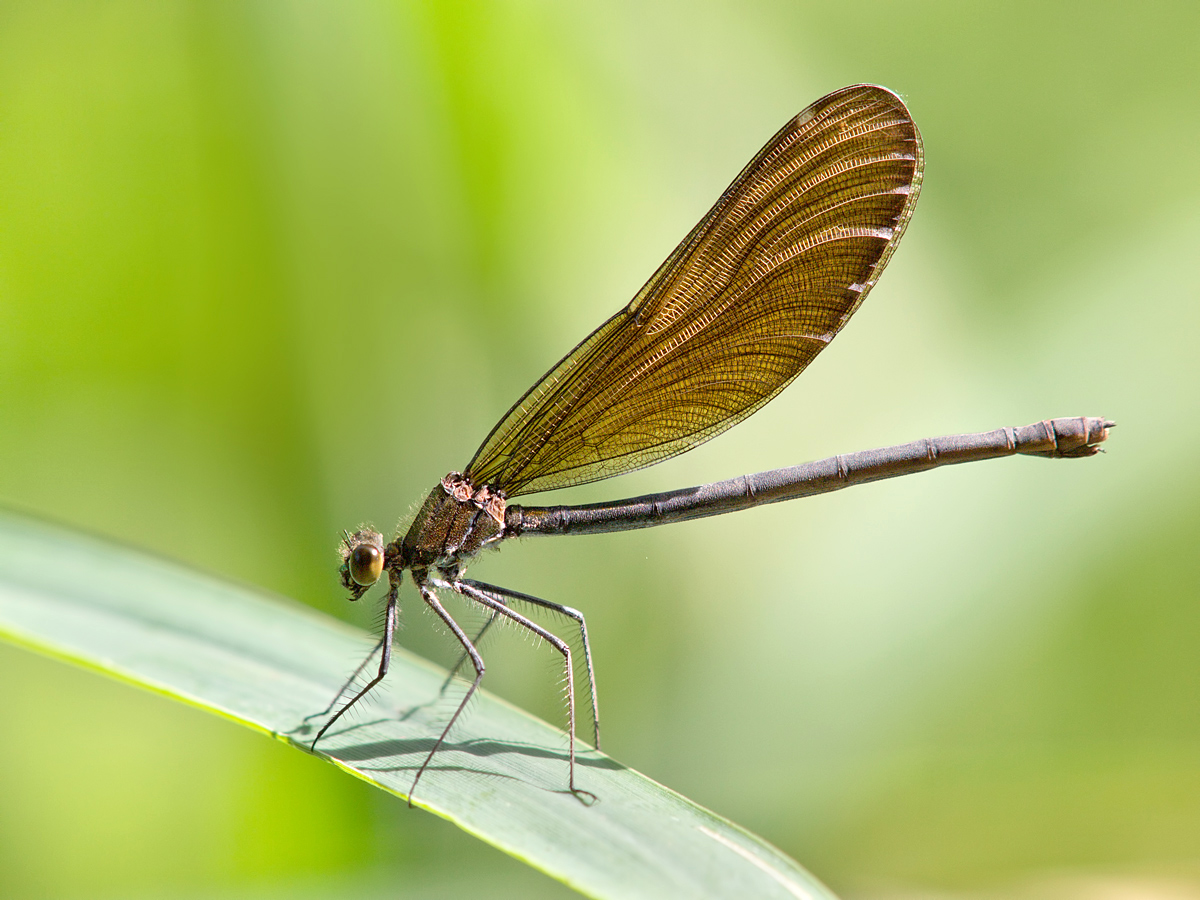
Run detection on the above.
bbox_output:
[2,2,1198,898]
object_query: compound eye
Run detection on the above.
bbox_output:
[348,543,384,586]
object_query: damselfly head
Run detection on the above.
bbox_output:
[338,528,386,598]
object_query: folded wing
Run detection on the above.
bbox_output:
[466,84,924,497]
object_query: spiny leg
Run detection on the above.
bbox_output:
[306,636,385,722]
[411,579,486,804]
[439,577,593,802]
[462,578,601,750]
[310,581,398,750]
[440,607,502,695]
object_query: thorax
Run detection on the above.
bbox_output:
[398,472,507,569]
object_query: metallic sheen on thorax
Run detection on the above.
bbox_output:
[398,473,506,570]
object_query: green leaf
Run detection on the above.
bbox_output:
[0,509,836,900]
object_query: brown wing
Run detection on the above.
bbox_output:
[466,84,924,497]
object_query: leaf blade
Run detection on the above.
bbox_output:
[0,510,836,900]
